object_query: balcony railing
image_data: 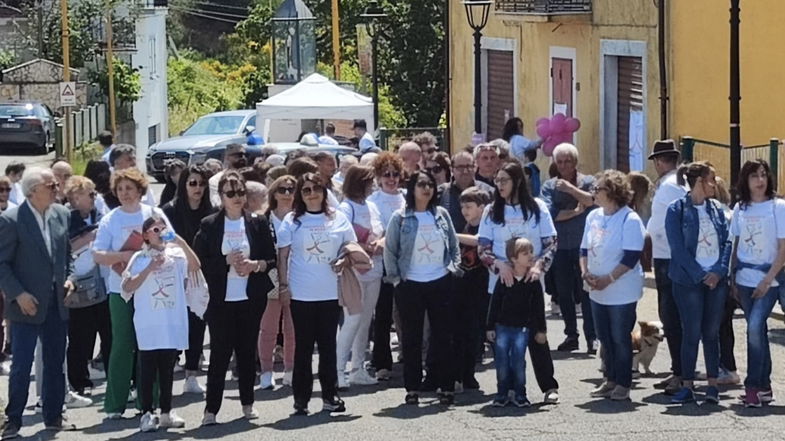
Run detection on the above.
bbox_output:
[495,0,591,14]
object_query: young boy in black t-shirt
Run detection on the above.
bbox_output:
[452,186,491,391]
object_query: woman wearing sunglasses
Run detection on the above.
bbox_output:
[161,165,217,394]
[367,152,407,380]
[192,171,277,425]
[93,168,175,419]
[277,172,357,416]
[424,152,451,187]
[384,170,461,405]
[257,175,298,390]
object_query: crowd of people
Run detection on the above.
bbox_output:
[0,118,783,438]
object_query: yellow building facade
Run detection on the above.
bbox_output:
[449,0,785,180]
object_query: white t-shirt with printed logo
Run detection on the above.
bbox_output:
[368,190,406,229]
[128,246,189,351]
[730,199,785,288]
[277,211,356,301]
[222,217,250,302]
[93,205,172,293]
[694,204,720,270]
[338,199,385,282]
[478,200,557,293]
[407,211,448,282]
[581,206,645,305]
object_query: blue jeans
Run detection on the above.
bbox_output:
[737,285,778,389]
[553,248,595,343]
[591,300,636,388]
[6,301,68,427]
[654,258,682,376]
[493,324,529,399]
[672,281,727,381]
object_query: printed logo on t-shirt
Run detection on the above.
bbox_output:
[304,226,334,264]
[587,221,609,262]
[696,215,719,259]
[414,224,442,264]
[151,263,177,310]
[741,216,765,257]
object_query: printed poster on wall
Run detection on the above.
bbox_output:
[629,110,644,172]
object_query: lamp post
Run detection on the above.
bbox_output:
[362,1,387,130]
[463,0,490,137]
[729,0,741,196]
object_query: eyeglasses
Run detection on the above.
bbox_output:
[590,185,609,194]
[223,189,247,199]
[425,165,444,175]
[416,180,435,189]
[453,164,474,172]
[187,180,207,188]
[39,182,58,191]
[493,177,511,186]
[276,186,295,195]
[382,171,401,179]
[0,187,10,193]
[301,185,323,196]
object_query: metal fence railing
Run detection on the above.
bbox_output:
[681,136,783,191]
[495,0,592,14]
[378,127,448,152]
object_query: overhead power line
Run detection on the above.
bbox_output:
[173,5,249,19]
[192,1,250,12]
[172,8,243,24]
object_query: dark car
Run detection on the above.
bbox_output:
[0,101,56,154]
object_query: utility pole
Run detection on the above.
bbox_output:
[60,0,72,161]
[730,0,741,195]
[106,10,117,135]
[331,0,340,79]
[36,0,43,57]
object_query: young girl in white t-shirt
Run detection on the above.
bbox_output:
[122,215,200,432]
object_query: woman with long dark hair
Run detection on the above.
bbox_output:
[665,161,731,405]
[478,161,560,404]
[502,117,542,162]
[192,171,276,425]
[162,165,217,394]
[277,173,356,415]
[384,171,461,405]
[84,159,115,212]
[730,159,785,407]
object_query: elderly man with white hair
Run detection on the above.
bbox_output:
[541,143,597,354]
[0,167,76,437]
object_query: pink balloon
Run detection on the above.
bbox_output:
[550,118,566,134]
[536,117,550,127]
[552,113,566,124]
[542,137,560,157]
[536,122,550,139]
[565,118,581,133]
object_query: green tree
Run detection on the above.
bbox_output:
[88,57,142,103]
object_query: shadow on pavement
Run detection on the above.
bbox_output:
[261,412,361,430]
[373,402,452,419]
[550,351,595,361]
[575,398,647,413]
[470,402,550,418]
[729,403,785,417]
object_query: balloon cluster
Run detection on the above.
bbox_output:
[536,113,581,157]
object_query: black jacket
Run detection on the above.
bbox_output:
[192,210,276,321]
[487,277,546,333]
[162,199,218,247]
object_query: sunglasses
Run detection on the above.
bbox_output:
[590,185,609,194]
[301,185,323,196]
[382,171,401,179]
[187,180,207,188]
[493,177,511,186]
[0,187,10,193]
[416,180,435,189]
[223,189,247,199]
[276,186,295,195]
[425,165,444,175]
[147,226,165,234]
[229,152,247,158]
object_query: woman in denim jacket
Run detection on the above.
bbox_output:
[384,170,461,406]
[729,159,785,407]
[665,161,731,405]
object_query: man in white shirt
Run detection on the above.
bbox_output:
[318,122,339,145]
[5,161,25,205]
[646,139,687,394]
[109,144,157,207]
[98,131,115,164]
[353,119,377,153]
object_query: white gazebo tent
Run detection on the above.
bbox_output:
[256,73,374,141]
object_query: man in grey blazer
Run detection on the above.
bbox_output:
[0,167,76,439]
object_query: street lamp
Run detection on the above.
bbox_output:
[463,0,491,137]
[362,1,387,130]
[729,0,741,197]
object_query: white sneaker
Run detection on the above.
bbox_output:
[106,412,123,420]
[544,389,560,404]
[159,411,185,428]
[717,369,741,385]
[242,405,259,420]
[0,362,9,375]
[88,365,106,380]
[201,412,217,426]
[348,369,377,386]
[140,412,158,432]
[173,363,184,373]
[259,371,274,390]
[376,369,392,381]
[338,373,349,389]
[282,371,293,387]
[127,389,137,403]
[183,376,205,394]
[65,391,92,408]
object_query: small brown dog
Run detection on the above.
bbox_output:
[632,320,664,376]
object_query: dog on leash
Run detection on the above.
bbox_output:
[598,321,664,378]
[632,320,664,376]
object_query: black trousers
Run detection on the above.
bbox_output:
[185,310,206,371]
[720,295,739,372]
[67,300,112,393]
[654,258,682,376]
[452,269,487,383]
[139,349,178,413]
[372,281,395,371]
[395,275,453,393]
[205,299,265,415]
[290,299,340,405]
[528,335,559,393]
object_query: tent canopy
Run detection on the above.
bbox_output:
[256,73,374,130]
